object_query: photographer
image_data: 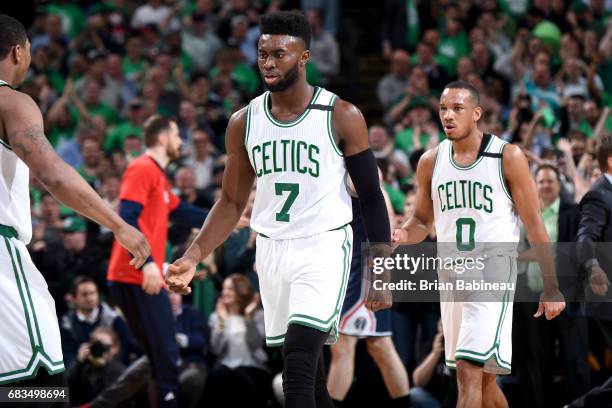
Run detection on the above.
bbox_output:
[411,321,457,408]
[68,327,127,406]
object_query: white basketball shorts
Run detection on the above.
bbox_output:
[256,224,352,347]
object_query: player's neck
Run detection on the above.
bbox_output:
[268,81,314,113]
[0,68,17,87]
[146,148,170,169]
[451,129,484,155]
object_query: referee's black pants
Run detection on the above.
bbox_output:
[109,282,179,408]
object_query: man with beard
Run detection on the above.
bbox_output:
[166,11,392,408]
[107,115,208,408]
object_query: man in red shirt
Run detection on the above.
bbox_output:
[108,116,208,408]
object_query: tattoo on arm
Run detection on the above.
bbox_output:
[8,124,53,161]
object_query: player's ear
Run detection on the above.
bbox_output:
[300,50,310,67]
[473,106,483,123]
[11,44,21,64]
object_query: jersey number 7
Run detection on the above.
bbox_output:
[275,182,299,222]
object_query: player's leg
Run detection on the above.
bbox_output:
[482,372,508,408]
[282,323,332,408]
[327,333,358,402]
[365,336,411,403]
[315,350,335,408]
[456,359,483,408]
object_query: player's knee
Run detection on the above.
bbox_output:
[365,337,390,359]
[330,336,357,361]
[456,359,483,389]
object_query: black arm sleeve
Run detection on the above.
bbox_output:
[345,148,391,243]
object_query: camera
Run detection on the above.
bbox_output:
[89,340,111,358]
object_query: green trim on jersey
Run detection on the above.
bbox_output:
[4,237,37,352]
[0,237,65,384]
[263,87,321,128]
[0,138,12,151]
[288,225,351,331]
[244,101,253,145]
[265,226,351,346]
[326,94,343,157]
[498,142,512,200]
[431,145,441,180]
[454,257,514,368]
[449,136,494,170]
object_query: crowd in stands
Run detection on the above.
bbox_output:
[19,0,612,406]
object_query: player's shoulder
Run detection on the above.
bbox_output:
[0,88,39,116]
[332,98,363,121]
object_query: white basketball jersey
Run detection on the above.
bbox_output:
[0,80,32,244]
[246,87,352,239]
[431,135,519,253]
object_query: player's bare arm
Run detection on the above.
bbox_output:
[2,91,150,267]
[166,107,255,294]
[503,143,565,319]
[334,99,392,311]
[393,148,436,244]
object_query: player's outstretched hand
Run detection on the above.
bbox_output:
[534,290,566,320]
[589,266,610,297]
[166,257,197,295]
[114,224,151,269]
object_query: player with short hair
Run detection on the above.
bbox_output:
[0,13,149,392]
[166,10,391,408]
[393,81,566,407]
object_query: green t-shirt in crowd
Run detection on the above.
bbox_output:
[122,57,148,82]
[210,62,260,95]
[104,122,143,152]
[46,4,85,39]
[70,104,119,126]
[437,31,469,77]
[384,183,405,214]
[394,128,445,155]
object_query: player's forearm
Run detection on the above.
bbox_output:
[38,161,124,232]
[183,195,245,264]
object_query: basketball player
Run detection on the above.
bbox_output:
[166,11,391,408]
[327,180,410,407]
[0,14,149,392]
[393,81,565,408]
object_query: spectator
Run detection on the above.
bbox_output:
[227,14,260,66]
[131,0,179,32]
[174,166,210,209]
[184,128,217,190]
[514,164,589,407]
[68,327,127,406]
[30,192,64,251]
[181,13,223,73]
[411,321,457,408]
[204,274,271,407]
[377,50,411,111]
[60,276,136,368]
[577,136,612,347]
[169,292,209,408]
[306,9,340,85]
[104,97,147,152]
